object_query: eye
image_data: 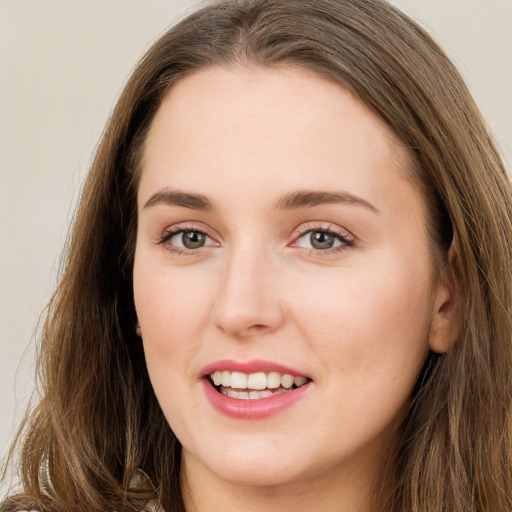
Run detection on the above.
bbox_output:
[157,226,218,254]
[171,230,209,249]
[168,230,216,250]
[294,229,353,251]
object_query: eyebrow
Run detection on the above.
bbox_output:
[143,190,213,211]
[143,188,378,214]
[275,190,379,214]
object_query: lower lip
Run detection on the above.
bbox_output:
[202,379,311,420]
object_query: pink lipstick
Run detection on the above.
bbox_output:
[201,359,312,420]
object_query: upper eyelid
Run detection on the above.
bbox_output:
[293,222,354,240]
[158,222,219,242]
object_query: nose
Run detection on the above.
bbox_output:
[210,246,285,338]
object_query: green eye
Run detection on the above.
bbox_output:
[181,231,206,249]
[310,231,336,250]
[295,229,351,251]
[167,230,211,250]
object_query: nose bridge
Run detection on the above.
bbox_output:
[211,240,284,336]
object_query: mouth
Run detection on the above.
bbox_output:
[207,370,311,400]
[201,361,313,419]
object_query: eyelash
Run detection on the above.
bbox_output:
[156,223,218,255]
[156,223,354,256]
[292,224,354,254]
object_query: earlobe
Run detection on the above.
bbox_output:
[428,245,461,354]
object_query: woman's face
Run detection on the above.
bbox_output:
[133,66,449,495]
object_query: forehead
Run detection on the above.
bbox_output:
[139,65,419,216]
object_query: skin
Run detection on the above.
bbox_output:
[133,65,455,512]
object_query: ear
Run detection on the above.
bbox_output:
[428,245,461,354]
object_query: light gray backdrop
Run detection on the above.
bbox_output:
[1,0,511,473]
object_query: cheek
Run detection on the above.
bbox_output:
[132,255,217,374]
[135,254,213,324]
[288,255,434,374]
[133,257,216,426]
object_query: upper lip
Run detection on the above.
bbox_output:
[200,359,310,379]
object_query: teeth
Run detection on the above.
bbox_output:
[281,374,294,389]
[221,387,288,400]
[230,371,248,389]
[226,388,238,399]
[267,372,281,389]
[210,370,309,391]
[247,372,267,390]
[294,376,308,387]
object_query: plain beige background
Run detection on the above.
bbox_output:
[1,0,511,471]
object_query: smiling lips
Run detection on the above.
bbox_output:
[202,361,312,419]
[210,370,309,400]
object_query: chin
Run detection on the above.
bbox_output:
[183,439,313,488]
[209,460,306,488]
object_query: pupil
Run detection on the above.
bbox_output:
[183,231,205,249]
[311,231,334,249]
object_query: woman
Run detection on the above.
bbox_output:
[2,0,512,510]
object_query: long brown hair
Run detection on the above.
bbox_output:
[3,1,512,510]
